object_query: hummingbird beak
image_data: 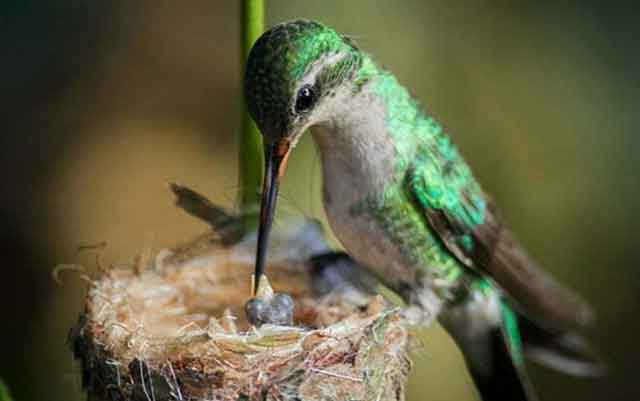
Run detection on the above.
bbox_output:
[253,139,291,295]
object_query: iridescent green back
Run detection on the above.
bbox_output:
[352,55,487,289]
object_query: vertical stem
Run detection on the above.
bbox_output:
[0,380,12,401]
[239,0,265,223]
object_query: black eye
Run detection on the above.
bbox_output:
[295,84,317,113]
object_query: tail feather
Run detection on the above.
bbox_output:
[443,294,605,401]
[470,326,537,401]
[466,302,538,401]
[519,315,607,377]
[441,293,538,401]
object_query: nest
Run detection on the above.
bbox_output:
[69,185,412,401]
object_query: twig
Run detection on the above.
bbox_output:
[309,368,363,383]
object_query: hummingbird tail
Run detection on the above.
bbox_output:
[469,330,536,401]
[446,295,605,401]
[468,301,538,401]
[518,314,607,377]
[441,292,538,401]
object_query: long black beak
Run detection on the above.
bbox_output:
[254,140,291,295]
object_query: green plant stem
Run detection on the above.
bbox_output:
[239,0,265,222]
[0,379,12,401]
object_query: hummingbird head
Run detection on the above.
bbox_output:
[245,19,361,147]
[244,20,362,293]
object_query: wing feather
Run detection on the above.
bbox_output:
[406,157,594,333]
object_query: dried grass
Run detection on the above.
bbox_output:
[70,206,411,401]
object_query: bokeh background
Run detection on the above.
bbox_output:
[1,1,639,400]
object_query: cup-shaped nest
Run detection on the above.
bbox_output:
[70,190,411,401]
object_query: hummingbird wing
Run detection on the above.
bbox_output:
[405,154,594,334]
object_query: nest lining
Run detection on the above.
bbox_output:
[71,220,412,401]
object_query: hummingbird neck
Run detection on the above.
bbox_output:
[311,53,428,190]
[310,75,399,205]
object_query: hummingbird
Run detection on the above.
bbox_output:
[244,20,603,400]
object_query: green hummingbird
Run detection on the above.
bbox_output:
[244,20,603,400]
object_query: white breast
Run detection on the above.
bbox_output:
[309,86,422,299]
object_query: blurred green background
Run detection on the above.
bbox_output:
[1,1,639,400]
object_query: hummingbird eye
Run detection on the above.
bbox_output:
[294,84,317,113]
